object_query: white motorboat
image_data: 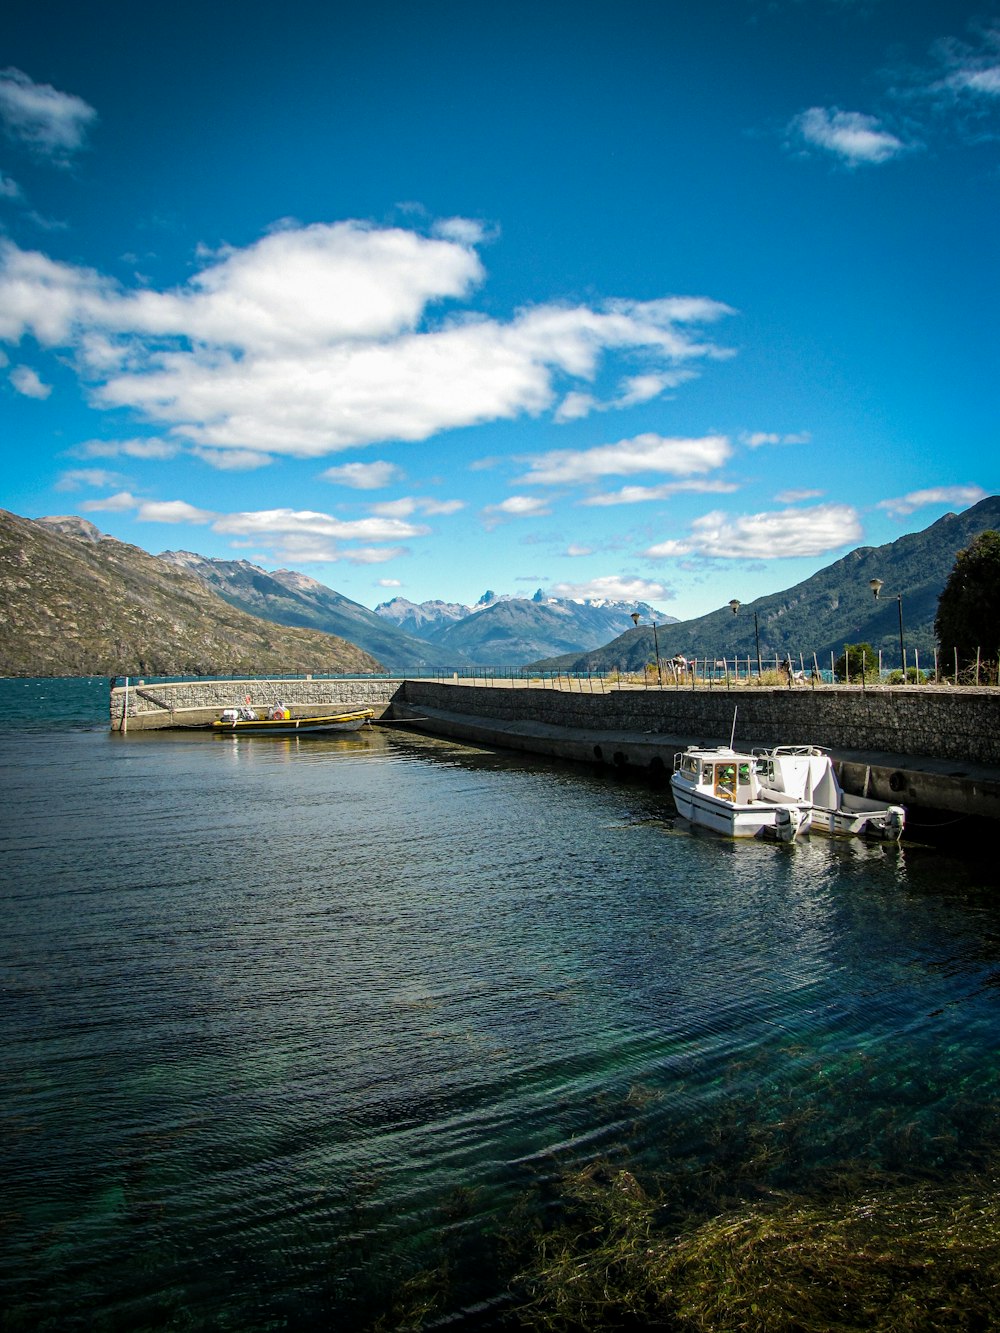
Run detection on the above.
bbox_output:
[759,745,905,840]
[670,745,811,841]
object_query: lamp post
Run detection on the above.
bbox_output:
[729,598,763,677]
[869,578,906,677]
[632,610,663,684]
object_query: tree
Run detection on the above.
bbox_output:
[834,643,878,683]
[934,530,1000,670]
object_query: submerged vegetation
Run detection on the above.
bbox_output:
[511,1163,1000,1331]
[374,1038,1000,1331]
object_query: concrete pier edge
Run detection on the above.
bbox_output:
[110,676,1000,825]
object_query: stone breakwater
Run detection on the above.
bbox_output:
[110,676,1000,820]
[110,677,398,729]
[395,680,1000,768]
[391,681,1000,822]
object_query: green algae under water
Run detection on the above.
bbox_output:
[1,679,998,1329]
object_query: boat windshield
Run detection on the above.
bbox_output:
[714,761,753,802]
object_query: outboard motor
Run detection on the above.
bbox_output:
[773,806,803,843]
[882,807,905,841]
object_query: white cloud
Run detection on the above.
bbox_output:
[550,575,669,604]
[75,436,180,460]
[377,578,402,588]
[322,460,405,489]
[191,446,273,471]
[211,507,430,543]
[55,467,127,491]
[431,216,490,246]
[483,495,552,521]
[565,544,593,557]
[950,66,1000,95]
[137,500,216,523]
[9,364,50,397]
[0,223,733,458]
[345,546,409,565]
[582,479,739,507]
[877,485,986,517]
[0,68,97,161]
[0,172,20,198]
[369,496,464,517]
[934,26,1000,100]
[645,503,862,559]
[741,430,812,448]
[775,488,823,503]
[519,433,732,487]
[80,490,141,512]
[790,107,907,166]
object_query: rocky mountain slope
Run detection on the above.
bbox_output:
[160,550,455,675]
[0,512,384,678]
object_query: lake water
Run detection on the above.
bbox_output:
[2,679,999,1329]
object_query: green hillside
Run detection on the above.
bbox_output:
[531,496,1000,674]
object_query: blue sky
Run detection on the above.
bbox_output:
[1,0,997,618]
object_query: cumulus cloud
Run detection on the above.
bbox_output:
[9,364,50,397]
[80,490,142,512]
[550,574,670,604]
[790,107,907,165]
[645,503,862,559]
[519,433,732,487]
[581,479,739,507]
[191,446,273,471]
[137,500,215,523]
[212,507,430,543]
[368,496,464,517]
[0,222,733,459]
[55,467,127,491]
[877,485,986,517]
[482,495,552,525]
[0,68,97,162]
[321,460,405,489]
[74,436,180,460]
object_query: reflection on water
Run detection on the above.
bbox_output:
[1,682,999,1328]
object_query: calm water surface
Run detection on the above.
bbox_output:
[2,679,999,1329]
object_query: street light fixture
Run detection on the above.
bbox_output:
[730,598,763,677]
[869,578,906,677]
[631,610,663,684]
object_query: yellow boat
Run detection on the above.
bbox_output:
[210,707,375,735]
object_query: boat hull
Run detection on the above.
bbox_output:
[671,777,809,840]
[210,709,375,736]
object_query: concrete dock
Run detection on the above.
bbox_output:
[110,676,1000,825]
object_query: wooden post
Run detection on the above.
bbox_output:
[120,676,129,733]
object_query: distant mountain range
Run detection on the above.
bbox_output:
[0,511,383,678]
[160,550,457,676]
[3,497,997,678]
[530,495,1000,674]
[375,588,675,667]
